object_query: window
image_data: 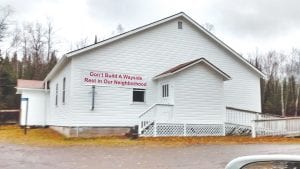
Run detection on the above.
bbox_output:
[91,85,95,110]
[178,21,183,29]
[133,88,145,102]
[62,77,66,104]
[162,84,169,98]
[55,83,58,106]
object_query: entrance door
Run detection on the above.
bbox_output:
[160,82,172,104]
[20,98,29,126]
[157,82,173,122]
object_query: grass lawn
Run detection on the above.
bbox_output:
[1,125,300,147]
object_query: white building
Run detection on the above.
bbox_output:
[16,12,265,137]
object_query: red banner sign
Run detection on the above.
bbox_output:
[82,70,147,89]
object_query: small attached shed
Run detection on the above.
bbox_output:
[16,79,48,126]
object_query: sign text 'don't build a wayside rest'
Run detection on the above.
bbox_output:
[82,70,147,89]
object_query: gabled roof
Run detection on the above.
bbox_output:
[16,79,44,89]
[45,12,265,81]
[153,58,231,80]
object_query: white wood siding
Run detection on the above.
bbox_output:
[52,17,262,126]
[171,64,225,124]
[47,61,72,126]
[20,90,47,126]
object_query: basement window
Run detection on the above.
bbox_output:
[133,88,145,102]
[178,21,183,29]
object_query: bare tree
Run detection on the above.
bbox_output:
[46,20,55,61]
[10,26,21,49]
[27,23,46,60]
[71,36,89,50]
[0,6,12,42]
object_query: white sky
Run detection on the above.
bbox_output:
[1,0,300,57]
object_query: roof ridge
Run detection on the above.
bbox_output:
[66,12,185,55]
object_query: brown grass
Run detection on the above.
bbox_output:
[1,125,300,147]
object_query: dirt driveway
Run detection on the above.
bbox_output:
[1,143,300,169]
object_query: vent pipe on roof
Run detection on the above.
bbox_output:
[94,35,97,44]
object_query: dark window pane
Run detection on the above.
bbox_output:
[62,78,66,103]
[55,83,58,106]
[178,21,183,29]
[166,85,169,97]
[162,84,169,98]
[133,89,145,102]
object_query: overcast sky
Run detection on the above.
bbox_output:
[1,0,300,57]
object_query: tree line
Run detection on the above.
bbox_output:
[250,49,300,117]
[0,7,57,109]
[0,6,126,110]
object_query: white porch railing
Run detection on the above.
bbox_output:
[226,107,279,126]
[252,117,300,137]
[138,103,174,136]
[226,107,285,137]
[226,107,259,126]
[139,105,293,137]
[138,104,224,137]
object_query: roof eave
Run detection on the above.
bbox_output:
[44,55,68,81]
[65,12,185,58]
[181,14,265,78]
[154,58,231,81]
[16,87,48,94]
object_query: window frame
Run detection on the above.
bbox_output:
[62,77,66,104]
[55,83,58,106]
[178,21,183,29]
[132,88,146,103]
[162,84,169,98]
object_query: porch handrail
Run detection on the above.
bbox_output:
[226,107,280,118]
[252,116,300,137]
[253,116,300,122]
[138,103,173,118]
[226,106,260,114]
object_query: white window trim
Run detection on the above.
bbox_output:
[132,88,146,104]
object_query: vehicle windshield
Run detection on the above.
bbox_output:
[242,161,300,169]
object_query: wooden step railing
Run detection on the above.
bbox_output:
[138,103,173,135]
